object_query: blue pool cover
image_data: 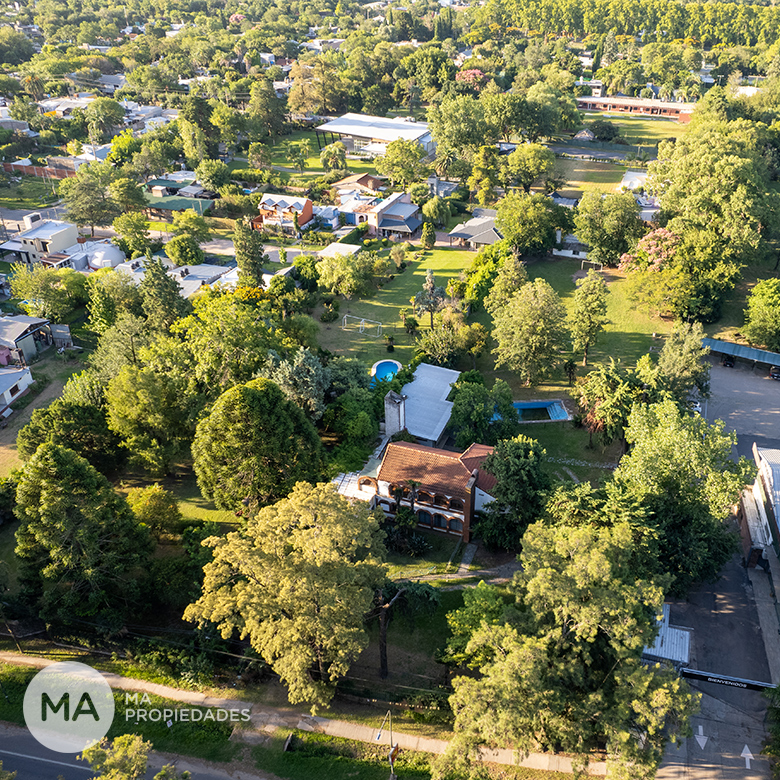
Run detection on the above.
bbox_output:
[373,360,400,382]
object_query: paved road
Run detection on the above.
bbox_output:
[0,204,66,235]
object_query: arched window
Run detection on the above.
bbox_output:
[450,498,464,511]
[417,491,434,505]
[358,476,377,491]
[433,514,446,529]
[433,495,448,508]
[449,518,463,533]
[417,510,432,526]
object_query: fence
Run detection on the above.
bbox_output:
[2,162,76,179]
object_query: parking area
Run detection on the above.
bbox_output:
[705,357,780,459]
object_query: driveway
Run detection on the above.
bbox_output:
[658,556,773,779]
[705,358,780,459]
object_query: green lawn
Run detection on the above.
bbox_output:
[0,177,58,210]
[316,247,475,366]
[580,112,687,145]
[385,528,462,579]
[553,158,626,198]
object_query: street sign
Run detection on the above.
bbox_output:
[680,668,775,691]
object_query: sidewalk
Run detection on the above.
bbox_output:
[0,650,607,775]
[747,546,780,683]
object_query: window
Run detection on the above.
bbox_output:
[8,384,18,396]
[417,510,432,526]
[450,498,464,511]
[417,491,433,505]
[449,519,462,533]
[433,495,448,508]
[433,514,446,529]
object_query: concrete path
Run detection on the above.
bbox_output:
[0,650,607,775]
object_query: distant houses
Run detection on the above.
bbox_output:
[448,208,502,249]
[251,194,314,234]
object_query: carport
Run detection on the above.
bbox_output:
[703,337,780,370]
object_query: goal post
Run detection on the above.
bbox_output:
[342,314,383,337]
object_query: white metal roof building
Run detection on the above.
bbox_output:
[399,363,461,445]
[643,604,691,666]
[315,113,434,155]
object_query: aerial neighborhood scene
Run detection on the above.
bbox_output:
[0,0,780,777]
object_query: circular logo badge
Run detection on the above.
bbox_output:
[23,661,115,753]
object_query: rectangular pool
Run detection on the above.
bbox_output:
[513,400,569,422]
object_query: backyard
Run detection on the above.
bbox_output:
[579,112,687,145]
[0,176,58,210]
[552,157,626,197]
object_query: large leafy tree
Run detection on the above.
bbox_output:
[113,212,151,256]
[614,399,754,594]
[743,278,780,352]
[86,267,143,334]
[573,192,644,267]
[479,434,550,549]
[506,143,555,193]
[437,520,695,780]
[83,735,190,780]
[192,378,325,509]
[492,279,569,385]
[374,139,428,187]
[414,269,446,329]
[184,482,386,708]
[59,162,121,236]
[10,265,88,321]
[15,443,151,625]
[570,269,609,365]
[449,379,519,449]
[468,145,501,206]
[17,399,123,474]
[316,252,376,299]
[496,193,567,254]
[656,321,711,401]
[256,348,330,421]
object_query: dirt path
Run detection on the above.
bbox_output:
[0,379,65,476]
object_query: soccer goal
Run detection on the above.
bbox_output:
[342,314,383,337]
[581,259,603,272]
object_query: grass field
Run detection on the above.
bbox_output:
[580,112,687,146]
[553,157,625,197]
[0,177,58,210]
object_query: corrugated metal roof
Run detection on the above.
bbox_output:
[703,337,780,367]
[643,604,691,665]
[742,489,772,548]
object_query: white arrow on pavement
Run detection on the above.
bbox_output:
[694,725,708,750]
[741,745,754,769]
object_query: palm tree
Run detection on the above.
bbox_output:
[435,148,456,178]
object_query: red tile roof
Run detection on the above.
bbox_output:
[377,441,495,501]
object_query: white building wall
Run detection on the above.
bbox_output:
[474,488,494,511]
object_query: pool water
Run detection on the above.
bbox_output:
[512,400,569,421]
[371,359,402,382]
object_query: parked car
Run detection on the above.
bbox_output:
[771,366,780,380]
[722,355,735,367]
[690,400,703,414]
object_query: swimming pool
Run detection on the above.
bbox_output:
[513,400,569,422]
[371,359,402,382]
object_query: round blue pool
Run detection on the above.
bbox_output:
[371,359,402,381]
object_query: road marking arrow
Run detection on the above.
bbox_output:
[694,725,708,750]
[741,745,754,769]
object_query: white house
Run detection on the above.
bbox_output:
[0,366,34,414]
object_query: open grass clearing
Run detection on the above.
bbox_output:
[0,177,58,210]
[580,112,687,145]
[385,528,462,579]
[553,157,625,197]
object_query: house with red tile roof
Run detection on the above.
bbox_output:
[357,441,496,542]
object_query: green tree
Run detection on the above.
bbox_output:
[139,255,192,332]
[171,210,211,244]
[420,221,436,249]
[436,520,695,780]
[374,139,428,187]
[657,321,711,401]
[84,97,125,141]
[17,399,122,474]
[108,177,147,213]
[422,196,450,227]
[492,279,569,385]
[570,269,609,365]
[316,252,377,299]
[185,482,386,708]
[506,143,555,193]
[255,347,330,421]
[319,141,347,171]
[615,399,754,594]
[126,484,183,537]
[0,761,15,779]
[468,145,501,205]
[10,265,88,321]
[192,378,324,509]
[449,379,519,449]
[414,269,445,328]
[248,142,272,169]
[484,252,529,315]
[479,434,550,549]
[166,234,205,266]
[195,158,230,192]
[233,219,267,287]
[743,278,780,351]
[82,735,191,780]
[15,443,151,625]
[59,162,120,236]
[106,366,191,474]
[496,192,565,254]
[87,267,144,334]
[573,192,644,267]
[113,212,150,256]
